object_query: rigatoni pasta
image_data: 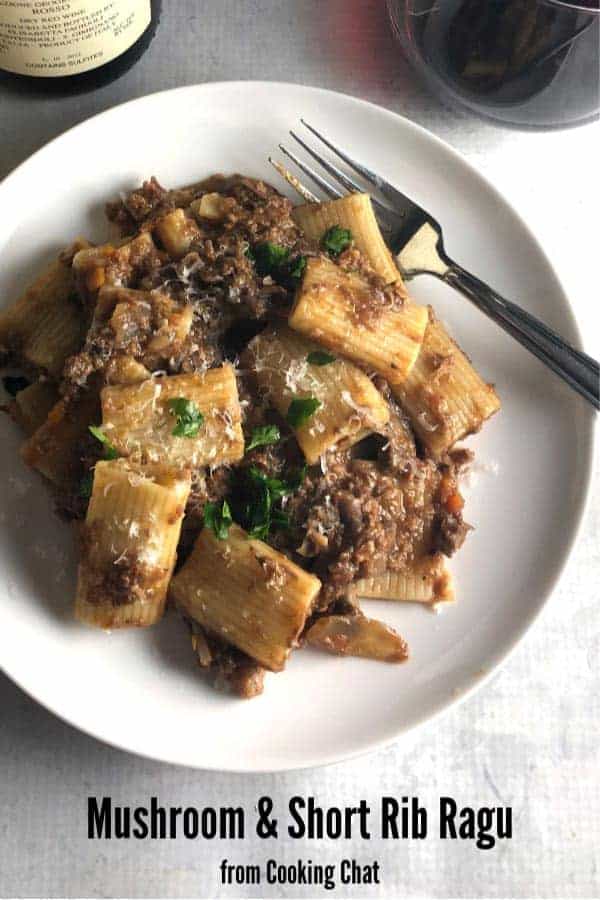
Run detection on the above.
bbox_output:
[0,242,89,376]
[393,309,501,456]
[289,256,428,384]
[8,380,59,436]
[170,523,321,671]
[356,554,455,605]
[100,365,244,467]
[1,170,500,699]
[292,192,405,287]
[246,325,390,463]
[21,391,99,488]
[75,461,191,629]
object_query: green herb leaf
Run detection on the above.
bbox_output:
[251,242,290,277]
[247,466,289,500]
[204,499,233,541]
[79,472,94,499]
[235,463,305,541]
[286,396,321,429]
[274,254,308,291]
[89,425,119,460]
[168,397,204,438]
[246,478,272,540]
[321,225,352,256]
[245,424,281,453]
[307,350,336,366]
[2,375,30,396]
[289,255,307,280]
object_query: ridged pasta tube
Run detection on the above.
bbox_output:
[21,391,100,489]
[101,365,244,468]
[75,460,191,629]
[0,243,89,376]
[356,553,454,605]
[246,326,390,463]
[292,193,404,286]
[289,257,428,384]
[170,524,321,671]
[393,309,501,456]
[10,381,59,436]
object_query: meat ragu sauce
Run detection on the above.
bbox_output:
[3,174,481,699]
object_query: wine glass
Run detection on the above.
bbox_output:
[387,0,600,127]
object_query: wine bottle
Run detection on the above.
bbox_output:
[0,0,161,93]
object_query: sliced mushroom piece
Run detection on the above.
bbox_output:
[306,613,408,663]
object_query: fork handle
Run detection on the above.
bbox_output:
[443,261,600,410]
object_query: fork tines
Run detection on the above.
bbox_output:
[271,121,403,230]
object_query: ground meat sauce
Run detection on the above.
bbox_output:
[52,174,472,696]
[336,247,407,327]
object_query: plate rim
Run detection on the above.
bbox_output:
[0,80,596,772]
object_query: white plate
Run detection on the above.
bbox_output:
[0,82,595,772]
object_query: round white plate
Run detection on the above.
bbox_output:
[0,82,594,772]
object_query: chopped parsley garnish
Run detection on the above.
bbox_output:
[248,243,306,289]
[252,242,290,277]
[204,499,233,541]
[247,466,289,500]
[286,396,321,429]
[275,254,308,290]
[289,255,307,281]
[244,473,272,540]
[245,424,281,453]
[2,375,30,396]
[88,425,119,460]
[231,465,305,541]
[321,225,352,256]
[307,350,336,366]
[79,472,94,499]
[168,397,204,438]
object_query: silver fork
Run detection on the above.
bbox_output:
[269,120,599,411]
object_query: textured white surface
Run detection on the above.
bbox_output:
[0,1,598,897]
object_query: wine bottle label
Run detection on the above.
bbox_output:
[0,1,151,77]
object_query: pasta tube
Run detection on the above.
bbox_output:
[0,245,88,376]
[9,380,59,436]
[356,553,454,605]
[75,460,191,629]
[292,193,404,286]
[289,257,428,384]
[247,326,390,463]
[101,365,244,467]
[170,523,321,671]
[21,390,100,488]
[393,309,501,456]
